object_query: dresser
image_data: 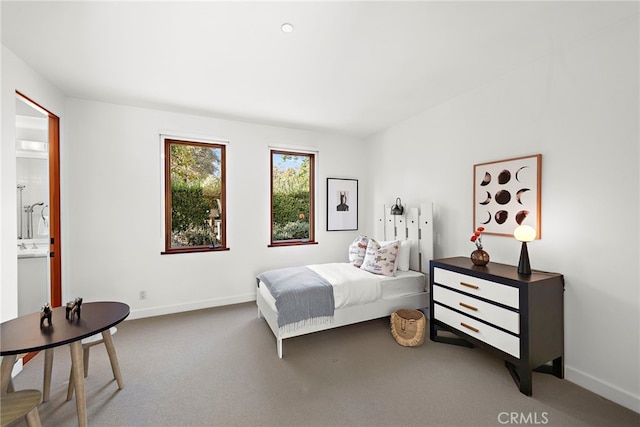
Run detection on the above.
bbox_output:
[429,257,564,396]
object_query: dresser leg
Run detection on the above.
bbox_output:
[432,334,474,347]
[533,356,564,379]
[519,370,532,396]
[430,324,474,348]
[552,356,564,379]
[505,361,532,396]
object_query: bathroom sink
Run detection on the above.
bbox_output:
[17,241,49,258]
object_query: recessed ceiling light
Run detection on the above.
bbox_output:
[281,23,294,33]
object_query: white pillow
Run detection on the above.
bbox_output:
[348,235,369,267]
[378,240,411,272]
[360,239,400,276]
[397,240,412,272]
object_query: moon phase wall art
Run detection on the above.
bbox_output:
[473,154,541,238]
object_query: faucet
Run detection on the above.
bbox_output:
[24,202,45,239]
[17,185,25,239]
[27,202,44,212]
[18,242,27,250]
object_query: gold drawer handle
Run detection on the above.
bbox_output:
[459,302,478,311]
[461,322,479,333]
[460,281,479,290]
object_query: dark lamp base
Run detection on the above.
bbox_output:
[518,242,531,275]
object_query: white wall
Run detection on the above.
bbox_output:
[364,17,639,412]
[2,8,638,414]
[1,46,65,322]
[63,99,367,319]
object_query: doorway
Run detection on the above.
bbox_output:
[15,92,61,322]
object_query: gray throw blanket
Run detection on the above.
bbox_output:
[257,266,335,330]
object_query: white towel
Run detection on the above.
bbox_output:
[38,216,49,236]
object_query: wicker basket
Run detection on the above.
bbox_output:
[390,309,426,347]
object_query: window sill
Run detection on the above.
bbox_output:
[268,241,318,248]
[161,246,229,255]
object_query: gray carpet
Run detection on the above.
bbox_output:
[8,302,639,427]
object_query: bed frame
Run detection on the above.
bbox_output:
[257,202,434,358]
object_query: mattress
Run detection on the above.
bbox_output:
[258,264,426,314]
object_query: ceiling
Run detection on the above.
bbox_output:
[2,1,638,137]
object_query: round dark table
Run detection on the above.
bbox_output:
[1,301,129,427]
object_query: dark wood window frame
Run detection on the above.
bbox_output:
[269,149,317,247]
[162,138,228,254]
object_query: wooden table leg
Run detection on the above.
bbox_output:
[1,355,18,395]
[69,341,87,427]
[42,348,53,402]
[101,329,124,389]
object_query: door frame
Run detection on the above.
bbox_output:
[16,91,62,308]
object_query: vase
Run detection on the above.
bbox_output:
[470,249,490,266]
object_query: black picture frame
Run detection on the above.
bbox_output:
[327,178,358,231]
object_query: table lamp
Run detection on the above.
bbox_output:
[514,225,536,275]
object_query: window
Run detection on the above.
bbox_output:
[270,150,316,246]
[163,139,227,254]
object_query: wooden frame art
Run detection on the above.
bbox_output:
[473,154,541,238]
[326,178,358,231]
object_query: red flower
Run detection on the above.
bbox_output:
[470,226,485,249]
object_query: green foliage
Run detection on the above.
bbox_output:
[272,155,310,194]
[272,153,312,241]
[173,226,215,247]
[171,144,219,184]
[171,181,210,232]
[171,180,216,247]
[273,220,309,241]
[272,191,309,224]
[169,142,223,247]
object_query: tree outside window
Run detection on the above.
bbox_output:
[270,150,316,246]
[164,139,226,253]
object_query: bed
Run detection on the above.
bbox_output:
[256,202,434,358]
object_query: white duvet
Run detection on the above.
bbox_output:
[307,263,381,309]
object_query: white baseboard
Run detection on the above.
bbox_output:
[127,293,256,320]
[565,365,640,413]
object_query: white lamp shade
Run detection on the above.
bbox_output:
[514,225,536,242]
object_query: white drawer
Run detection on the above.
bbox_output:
[433,285,519,334]
[434,304,520,358]
[433,267,519,309]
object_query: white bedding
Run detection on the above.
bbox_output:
[258,262,426,313]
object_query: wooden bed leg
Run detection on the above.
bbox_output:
[277,338,283,359]
[257,307,263,318]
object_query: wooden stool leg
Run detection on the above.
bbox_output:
[101,330,124,389]
[1,390,42,427]
[69,341,87,427]
[42,349,53,402]
[25,406,42,427]
[66,367,75,401]
[83,347,90,378]
[1,355,17,396]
